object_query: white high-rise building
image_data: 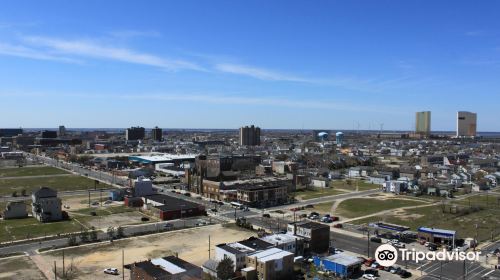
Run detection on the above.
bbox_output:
[457,111,477,137]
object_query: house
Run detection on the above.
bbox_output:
[31,187,63,222]
[3,201,28,219]
[213,237,274,271]
[125,255,202,280]
[287,221,330,254]
[244,248,294,280]
[313,253,362,278]
[133,177,155,197]
[311,177,330,188]
[109,189,125,201]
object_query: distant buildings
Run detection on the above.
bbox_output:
[239,125,261,146]
[457,111,477,137]
[151,126,163,142]
[31,187,63,222]
[58,125,66,137]
[0,128,23,137]
[126,126,145,141]
[336,132,344,145]
[415,111,431,136]
[41,130,58,138]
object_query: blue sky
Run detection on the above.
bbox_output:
[0,1,499,131]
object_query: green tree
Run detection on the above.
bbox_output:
[67,234,77,246]
[216,257,234,280]
[79,228,89,243]
[107,227,115,240]
[116,226,124,238]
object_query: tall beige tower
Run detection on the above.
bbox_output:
[415,111,431,136]
[457,111,477,137]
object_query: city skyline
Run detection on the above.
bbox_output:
[0,1,499,130]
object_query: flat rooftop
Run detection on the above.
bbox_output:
[144,194,203,211]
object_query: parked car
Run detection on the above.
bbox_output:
[262,214,271,218]
[333,224,343,228]
[305,204,314,208]
[364,258,375,267]
[362,274,378,280]
[393,242,406,248]
[210,208,218,213]
[183,193,191,197]
[164,223,174,229]
[103,268,119,275]
[364,269,379,277]
[370,237,382,243]
[141,217,150,222]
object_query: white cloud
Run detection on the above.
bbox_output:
[0,42,81,63]
[22,36,205,71]
[215,63,312,82]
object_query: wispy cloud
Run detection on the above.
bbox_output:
[22,36,205,71]
[0,42,81,63]
[215,63,312,83]
[116,92,400,114]
[108,30,162,39]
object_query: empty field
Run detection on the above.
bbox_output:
[0,256,46,280]
[0,175,112,196]
[331,179,381,191]
[335,197,427,218]
[351,198,500,241]
[0,217,82,243]
[41,224,255,280]
[0,166,69,178]
[294,188,346,200]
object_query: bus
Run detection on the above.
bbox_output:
[230,202,244,209]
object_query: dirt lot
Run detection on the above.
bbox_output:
[42,224,255,279]
[0,256,46,280]
[78,211,149,228]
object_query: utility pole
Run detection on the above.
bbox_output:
[208,235,211,259]
[367,230,371,258]
[122,249,125,280]
[88,190,91,208]
[62,250,65,278]
[54,261,57,280]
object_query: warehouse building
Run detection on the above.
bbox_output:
[142,194,205,221]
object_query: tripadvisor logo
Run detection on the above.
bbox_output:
[375,244,398,266]
[375,244,481,265]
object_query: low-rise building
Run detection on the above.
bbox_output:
[313,253,362,278]
[142,194,205,221]
[287,221,330,254]
[244,248,294,280]
[125,255,202,280]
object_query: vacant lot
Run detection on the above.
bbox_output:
[42,224,255,280]
[294,188,346,200]
[0,256,46,280]
[351,196,500,241]
[70,206,149,229]
[0,175,112,196]
[0,217,82,243]
[331,179,381,191]
[335,197,427,218]
[0,166,69,178]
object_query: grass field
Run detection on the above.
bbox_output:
[294,188,346,200]
[0,175,112,196]
[351,195,500,241]
[0,217,82,243]
[335,198,427,218]
[330,179,381,191]
[0,166,69,178]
